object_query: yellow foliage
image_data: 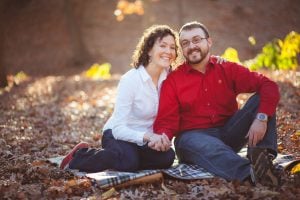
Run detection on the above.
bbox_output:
[15,71,28,80]
[221,47,241,63]
[291,163,300,174]
[224,31,300,71]
[248,36,256,46]
[85,63,111,80]
[13,71,29,84]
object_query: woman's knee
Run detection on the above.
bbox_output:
[117,156,139,172]
[154,150,175,169]
[163,149,175,167]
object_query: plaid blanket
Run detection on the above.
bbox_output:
[163,164,213,179]
[49,150,299,189]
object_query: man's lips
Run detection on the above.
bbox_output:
[188,49,201,56]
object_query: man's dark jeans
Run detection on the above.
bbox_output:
[175,94,277,181]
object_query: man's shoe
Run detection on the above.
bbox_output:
[60,142,89,170]
[243,167,257,186]
[247,147,281,187]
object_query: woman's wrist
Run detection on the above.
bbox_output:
[143,132,153,143]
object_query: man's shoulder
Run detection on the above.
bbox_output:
[209,57,249,74]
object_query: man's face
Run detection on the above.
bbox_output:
[179,28,211,65]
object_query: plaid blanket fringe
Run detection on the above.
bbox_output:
[49,151,299,189]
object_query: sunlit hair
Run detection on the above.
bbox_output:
[131,25,180,68]
[179,21,210,38]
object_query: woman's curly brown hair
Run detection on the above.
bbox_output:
[131,25,180,68]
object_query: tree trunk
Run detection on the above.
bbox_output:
[64,0,91,67]
[0,46,7,88]
[0,1,8,87]
[177,0,184,28]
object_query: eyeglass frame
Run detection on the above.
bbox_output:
[180,36,208,49]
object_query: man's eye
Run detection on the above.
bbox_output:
[193,38,201,43]
[182,42,188,46]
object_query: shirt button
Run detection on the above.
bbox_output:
[207,103,210,106]
[204,88,208,92]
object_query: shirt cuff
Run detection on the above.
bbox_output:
[136,131,147,146]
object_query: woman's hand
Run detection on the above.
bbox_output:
[146,133,171,151]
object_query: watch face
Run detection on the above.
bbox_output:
[257,113,267,121]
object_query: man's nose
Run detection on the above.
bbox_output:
[189,41,197,49]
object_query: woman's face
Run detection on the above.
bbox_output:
[148,35,176,69]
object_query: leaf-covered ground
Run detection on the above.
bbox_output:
[0,70,299,199]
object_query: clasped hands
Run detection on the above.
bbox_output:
[143,132,171,152]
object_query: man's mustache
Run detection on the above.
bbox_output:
[187,48,201,55]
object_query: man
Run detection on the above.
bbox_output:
[153,21,280,186]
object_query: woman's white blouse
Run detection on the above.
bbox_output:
[103,66,168,146]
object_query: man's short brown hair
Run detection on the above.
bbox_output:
[179,21,210,38]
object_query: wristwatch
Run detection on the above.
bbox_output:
[256,113,268,122]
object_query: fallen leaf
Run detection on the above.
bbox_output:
[101,187,117,199]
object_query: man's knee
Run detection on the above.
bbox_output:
[176,132,220,152]
[242,93,260,111]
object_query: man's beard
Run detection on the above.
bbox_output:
[186,47,209,64]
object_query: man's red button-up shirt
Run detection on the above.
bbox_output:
[153,57,280,139]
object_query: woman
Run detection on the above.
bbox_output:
[60,25,178,172]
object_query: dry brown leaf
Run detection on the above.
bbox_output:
[252,188,280,199]
[161,182,177,195]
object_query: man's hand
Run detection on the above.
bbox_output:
[147,133,171,151]
[213,55,227,64]
[245,119,267,147]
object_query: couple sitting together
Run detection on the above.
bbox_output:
[60,21,280,187]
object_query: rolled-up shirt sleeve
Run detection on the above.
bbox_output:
[228,63,280,116]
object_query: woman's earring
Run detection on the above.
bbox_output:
[148,56,152,63]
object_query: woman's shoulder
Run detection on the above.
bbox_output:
[121,68,139,80]
[119,68,141,85]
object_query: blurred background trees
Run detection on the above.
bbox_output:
[0,0,299,85]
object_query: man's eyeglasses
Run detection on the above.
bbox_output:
[180,36,207,48]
